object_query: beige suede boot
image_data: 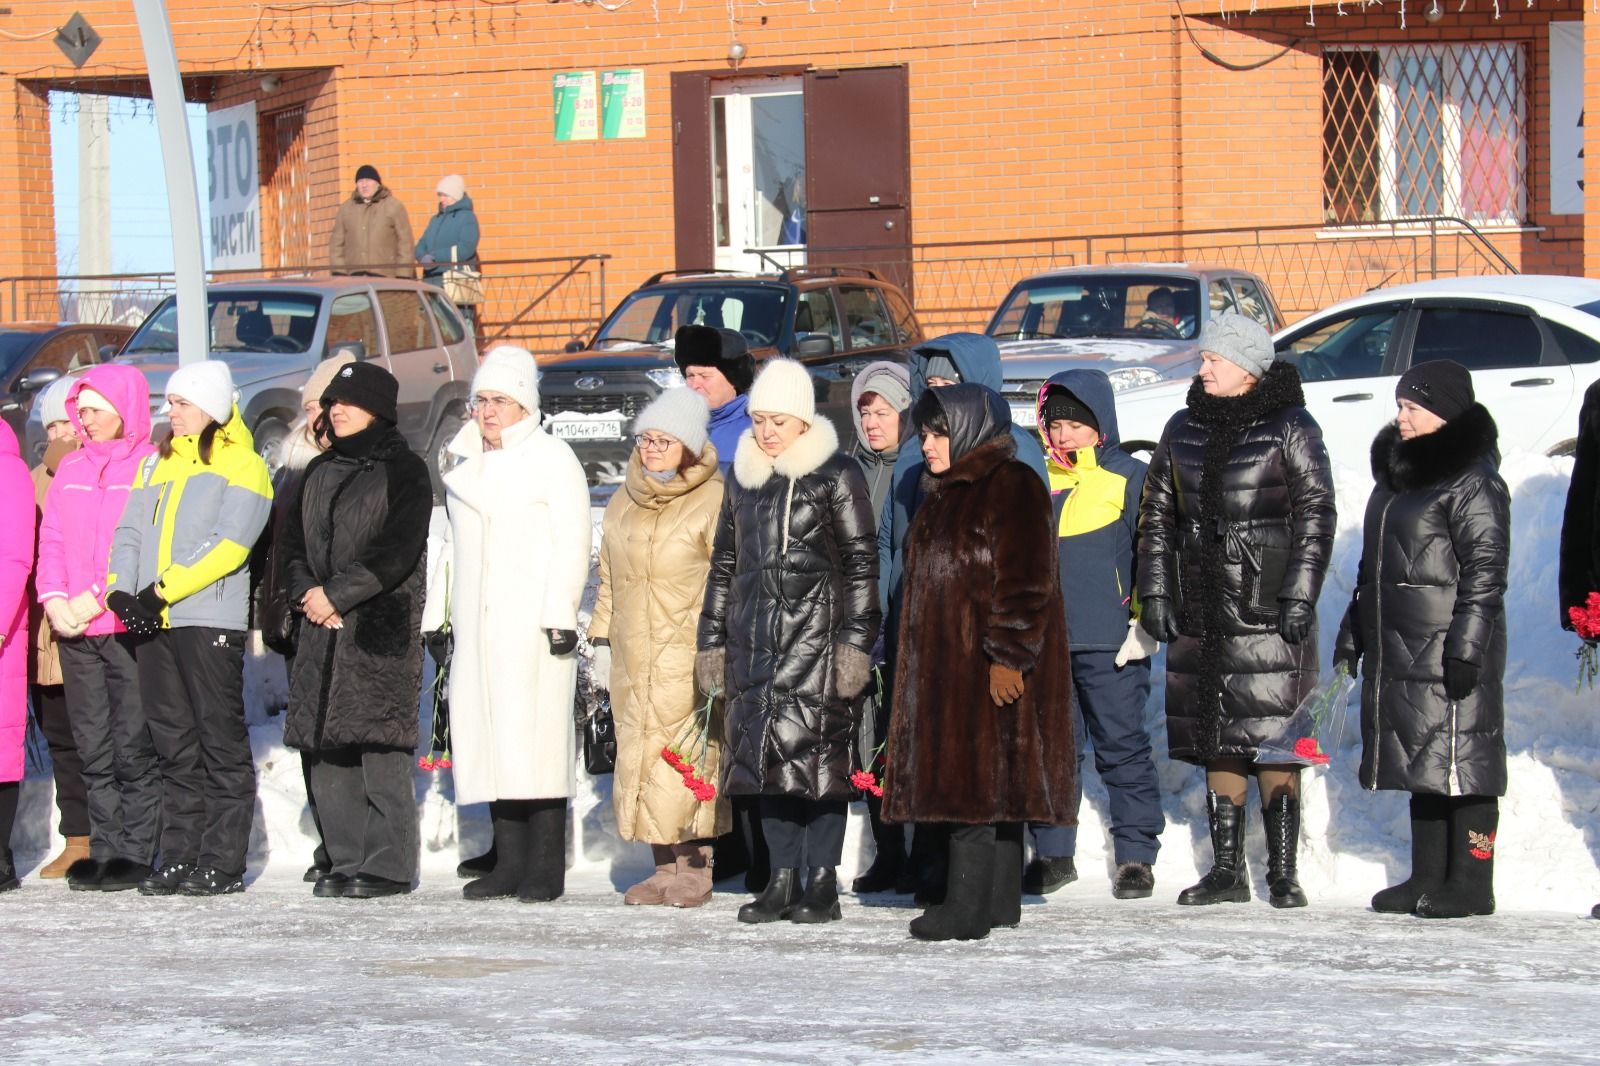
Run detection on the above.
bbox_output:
[39,836,90,879]
[623,844,677,906]
[665,844,714,909]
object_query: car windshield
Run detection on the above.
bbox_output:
[592,285,790,349]
[122,292,323,355]
[0,332,42,380]
[988,275,1202,342]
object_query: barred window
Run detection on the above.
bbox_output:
[1323,43,1526,226]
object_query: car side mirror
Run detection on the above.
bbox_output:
[796,333,834,358]
[563,339,585,354]
[16,367,62,393]
[97,344,120,361]
[327,341,366,362]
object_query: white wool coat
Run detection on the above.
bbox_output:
[423,415,592,803]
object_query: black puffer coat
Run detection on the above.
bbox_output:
[1335,405,1509,797]
[282,426,431,751]
[1559,378,1600,629]
[1138,363,1336,763]
[699,416,881,801]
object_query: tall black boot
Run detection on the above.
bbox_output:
[463,801,530,900]
[456,841,498,879]
[1372,794,1448,914]
[1177,792,1250,906]
[908,823,950,905]
[851,795,906,894]
[1415,797,1497,919]
[0,783,17,893]
[989,823,1024,929]
[1263,793,1308,909]
[517,800,569,903]
[790,867,842,923]
[910,824,994,942]
[738,868,800,923]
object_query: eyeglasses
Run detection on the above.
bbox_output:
[635,434,677,452]
[468,395,520,415]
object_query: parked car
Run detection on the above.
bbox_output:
[990,264,1284,426]
[102,277,476,484]
[536,267,922,480]
[1111,274,1600,471]
[1,322,134,458]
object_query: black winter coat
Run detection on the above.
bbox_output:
[252,463,309,657]
[699,417,881,802]
[1335,406,1509,797]
[282,426,431,751]
[1560,378,1600,629]
[1138,363,1336,763]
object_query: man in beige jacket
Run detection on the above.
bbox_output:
[329,164,414,278]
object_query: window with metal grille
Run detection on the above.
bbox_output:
[1323,43,1526,226]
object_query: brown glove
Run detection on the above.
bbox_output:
[989,663,1024,706]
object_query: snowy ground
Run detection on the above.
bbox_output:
[6,456,1600,1062]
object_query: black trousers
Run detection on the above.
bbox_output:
[138,628,255,875]
[29,683,89,837]
[58,634,161,862]
[306,746,418,883]
[759,795,848,869]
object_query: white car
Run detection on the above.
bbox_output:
[1113,275,1600,471]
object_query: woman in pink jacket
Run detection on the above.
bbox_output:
[0,420,35,892]
[35,365,161,892]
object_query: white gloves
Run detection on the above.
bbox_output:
[1114,617,1161,668]
[44,598,86,638]
[591,642,612,692]
[67,591,104,627]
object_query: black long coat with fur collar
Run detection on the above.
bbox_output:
[1335,405,1509,797]
[884,434,1077,826]
[1138,363,1336,764]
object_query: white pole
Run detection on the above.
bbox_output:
[130,0,207,366]
[77,94,111,323]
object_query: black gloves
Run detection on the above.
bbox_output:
[1277,599,1314,644]
[424,629,452,670]
[547,629,578,656]
[1139,596,1179,644]
[107,587,163,637]
[1443,657,1480,701]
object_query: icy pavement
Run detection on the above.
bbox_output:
[2,873,1598,1065]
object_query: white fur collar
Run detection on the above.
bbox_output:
[732,415,839,489]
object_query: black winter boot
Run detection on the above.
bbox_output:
[851,796,906,894]
[1263,794,1309,909]
[1372,794,1448,914]
[1022,856,1078,895]
[738,868,801,923]
[1415,797,1497,919]
[910,825,994,942]
[67,857,107,891]
[138,862,195,896]
[0,850,16,893]
[789,867,842,924]
[97,858,155,893]
[517,800,568,903]
[464,803,530,900]
[989,823,1024,929]
[1177,793,1250,906]
[456,841,497,879]
[1112,862,1155,899]
[908,824,949,905]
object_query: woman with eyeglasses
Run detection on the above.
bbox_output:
[424,346,592,903]
[590,388,729,908]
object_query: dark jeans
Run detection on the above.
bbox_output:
[306,747,418,883]
[1031,650,1164,865]
[759,795,847,869]
[138,628,255,875]
[29,683,89,837]
[58,634,161,862]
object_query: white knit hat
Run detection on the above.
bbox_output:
[746,358,815,424]
[633,387,710,457]
[472,345,540,416]
[165,360,237,425]
[35,376,74,426]
[437,174,466,201]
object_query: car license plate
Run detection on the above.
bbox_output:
[549,418,624,441]
[1009,403,1037,427]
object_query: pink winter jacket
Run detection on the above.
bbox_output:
[36,365,155,637]
[0,421,35,783]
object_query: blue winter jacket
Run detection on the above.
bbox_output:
[415,194,481,277]
[1036,369,1147,652]
[706,393,751,476]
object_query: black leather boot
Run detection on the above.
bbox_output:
[1372,794,1448,914]
[1177,792,1250,906]
[910,825,994,942]
[790,867,842,923]
[1415,797,1497,919]
[464,802,529,901]
[738,868,800,923]
[1263,793,1309,909]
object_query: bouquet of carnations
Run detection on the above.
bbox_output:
[1568,592,1600,691]
[661,696,718,802]
[1254,663,1356,769]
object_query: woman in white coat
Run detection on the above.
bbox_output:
[424,345,592,903]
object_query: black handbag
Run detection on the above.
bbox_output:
[583,697,617,776]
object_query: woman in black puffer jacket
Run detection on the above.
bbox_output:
[1335,360,1508,920]
[697,358,880,927]
[281,362,432,900]
[1139,313,1336,909]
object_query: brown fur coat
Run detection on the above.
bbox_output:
[884,434,1077,826]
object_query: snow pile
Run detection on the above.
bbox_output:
[13,457,1600,912]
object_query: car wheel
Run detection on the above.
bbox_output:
[253,415,292,476]
[427,404,468,500]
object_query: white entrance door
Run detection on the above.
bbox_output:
[712,78,806,273]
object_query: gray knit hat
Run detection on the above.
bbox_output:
[1200,311,1276,379]
[633,387,711,457]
